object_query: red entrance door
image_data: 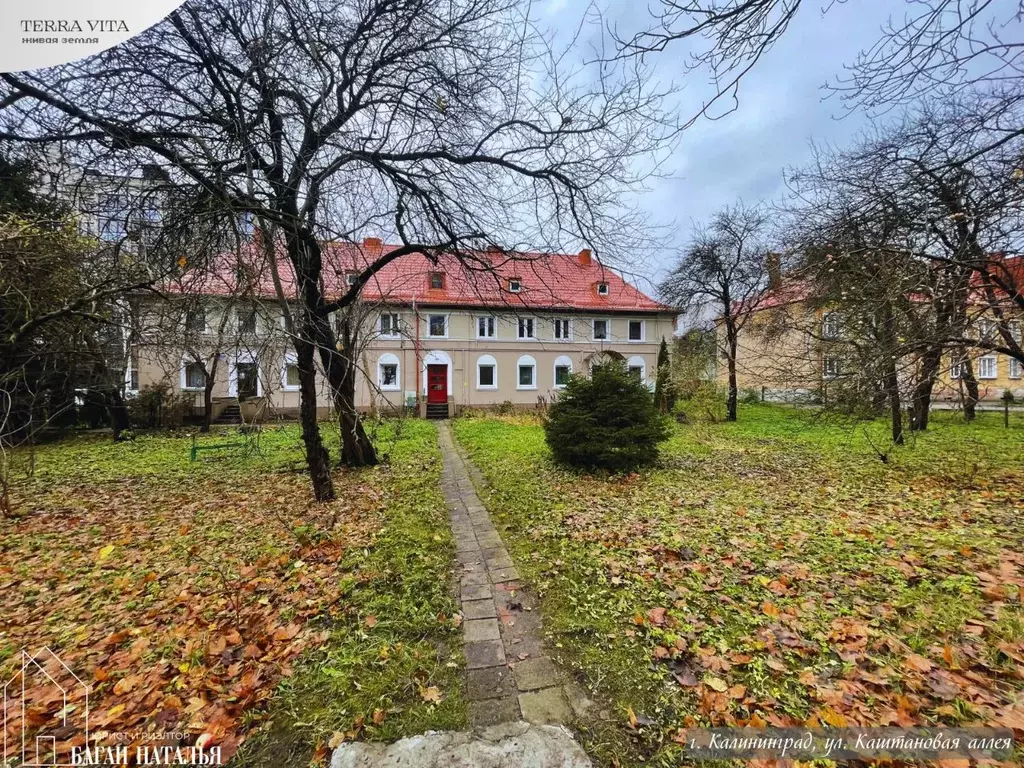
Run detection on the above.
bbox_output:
[427,364,447,404]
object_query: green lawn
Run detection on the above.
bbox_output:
[452,405,1024,767]
[1,420,464,765]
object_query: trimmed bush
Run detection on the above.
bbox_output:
[544,362,669,471]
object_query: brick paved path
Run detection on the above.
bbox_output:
[436,422,583,728]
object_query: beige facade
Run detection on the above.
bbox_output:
[133,302,676,420]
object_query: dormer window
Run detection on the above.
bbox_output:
[346,271,359,287]
[597,282,609,296]
[429,271,445,290]
[508,278,522,293]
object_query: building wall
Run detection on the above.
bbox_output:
[134,304,676,417]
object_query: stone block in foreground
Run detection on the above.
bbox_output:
[331,721,591,768]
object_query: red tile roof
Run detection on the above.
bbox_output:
[179,240,675,314]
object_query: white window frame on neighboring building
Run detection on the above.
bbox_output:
[124,358,139,395]
[427,313,448,338]
[553,355,573,389]
[821,311,840,339]
[516,354,537,390]
[281,353,301,391]
[978,355,998,379]
[626,355,646,382]
[517,316,536,340]
[476,354,498,390]
[596,282,609,296]
[184,305,207,334]
[627,319,645,342]
[552,317,572,341]
[1009,319,1021,343]
[592,318,609,341]
[237,306,257,335]
[377,353,401,391]
[379,312,401,338]
[508,278,522,293]
[950,359,964,379]
[1009,357,1022,379]
[181,358,207,391]
[477,315,496,339]
[823,356,841,379]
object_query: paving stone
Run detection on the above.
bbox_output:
[461,570,490,588]
[518,687,571,725]
[499,608,542,638]
[466,666,513,700]
[464,618,501,642]
[489,566,520,583]
[460,560,487,576]
[563,683,597,719]
[485,553,514,569]
[463,598,497,620]
[513,656,562,691]
[465,639,506,669]
[504,634,545,660]
[456,550,483,566]
[481,546,509,561]
[476,533,503,548]
[455,539,481,553]
[461,583,492,601]
[467,697,521,727]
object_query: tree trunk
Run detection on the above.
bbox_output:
[880,304,903,445]
[296,334,335,501]
[726,331,738,422]
[910,344,942,431]
[961,359,979,421]
[109,388,132,441]
[202,380,214,433]
[322,314,378,467]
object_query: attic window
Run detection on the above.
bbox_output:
[429,271,445,290]
[346,271,359,287]
[508,278,522,293]
[597,282,609,296]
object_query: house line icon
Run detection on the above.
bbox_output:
[3,647,90,767]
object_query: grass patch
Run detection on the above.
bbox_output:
[1,420,463,765]
[453,405,1024,767]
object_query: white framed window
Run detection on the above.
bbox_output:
[380,313,401,337]
[508,278,522,293]
[553,355,573,388]
[592,318,609,341]
[230,354,262,398]
[517,317,536,340]
[821,312,840,339]
[237,211,255,238]
[553,317,572,341]
[626,355,646,382]
[182,360,207,391]
[823,357,841,379]
[377,353,400,391]
[978,319,995,341]
[237,306,257,334]
[477,315,496,339]
[429,271,445,290]
[97,194,128,241]
[346,271,360,287]
[1009,357,1022,379]
[596,282,609,296]
[950,359,964,379]
[516,354,537,390]
[1009,320,1022,343]
[185,306,206,334]
[281,354,300,391]
[124,359,139,394]
[627,320,645,342]
[427,314,447,338]
[477,354,498,390]
[978,355,998,379]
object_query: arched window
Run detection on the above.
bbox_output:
[516,355,537,390]
[377,353,400,391]
[821,312,840,339]
[477,354,498,389]
[626,355,646,383]
[553,355,573,389]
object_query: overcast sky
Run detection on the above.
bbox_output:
[543,0,904,285]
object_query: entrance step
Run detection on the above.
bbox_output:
[425,403,450,420]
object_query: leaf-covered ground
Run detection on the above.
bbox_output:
[0,420,464,765]
[453,406,1024,766]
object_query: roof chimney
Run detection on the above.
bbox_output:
[766,252,782,291]
[578,248,592,267]
[363,237,383,252]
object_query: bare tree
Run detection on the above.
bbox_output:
[1,0,673,501]
[659,203,771,421]
[621,0,1024,148]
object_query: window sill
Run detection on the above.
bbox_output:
[282,385,301,392]
[627,339,645,343]
[379,386,401,392]
[476,335,496,341]
[427,335,448,340]
[182,386,205,392]
[476,385,498,391]
[516,385,537,391]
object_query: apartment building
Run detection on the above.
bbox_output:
[131,240,677,420]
